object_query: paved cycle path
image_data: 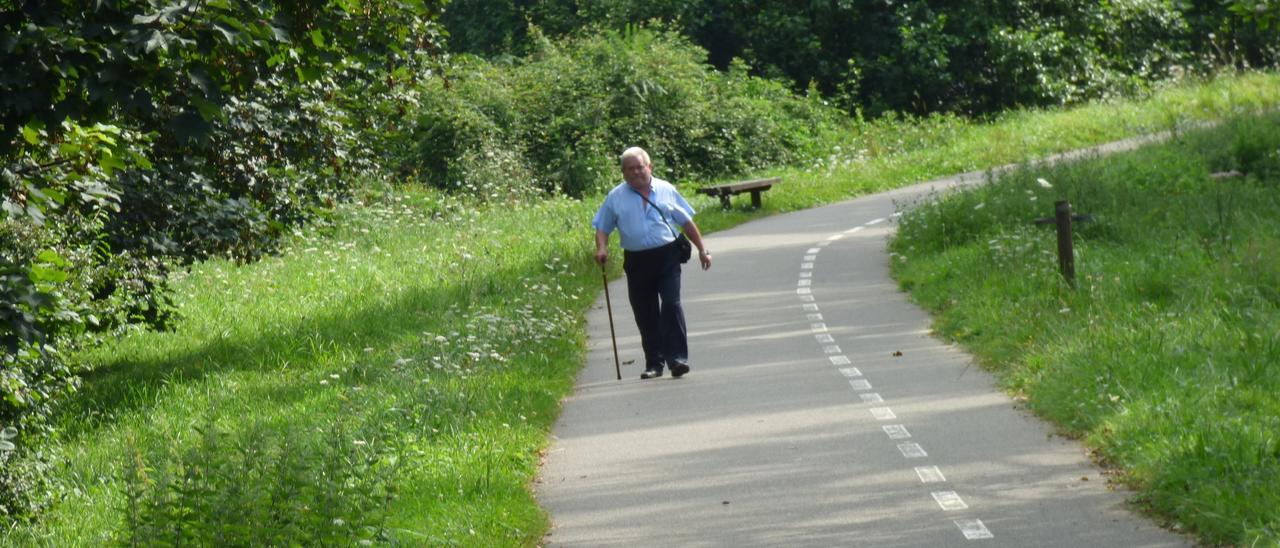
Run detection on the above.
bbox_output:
[537,165,1190,546]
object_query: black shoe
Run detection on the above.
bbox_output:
[640,369,663,380]
[669,361,690,378]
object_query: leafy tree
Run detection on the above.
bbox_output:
[0,0,445,522]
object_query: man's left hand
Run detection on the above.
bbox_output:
[699,250,711,271]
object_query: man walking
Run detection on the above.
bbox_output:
[594,147,711,379]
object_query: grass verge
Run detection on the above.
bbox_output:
[889,112,1280,544]
[4,71,1278,545]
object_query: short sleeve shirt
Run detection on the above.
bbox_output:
[592,178,695,252]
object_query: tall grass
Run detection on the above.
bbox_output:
[4,71,1279,545]
[9,190,601,545]
[890,112,1280,545]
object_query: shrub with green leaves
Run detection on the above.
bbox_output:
[0,0,447,523]
[442,0,1280,116]
[398,26,847,197]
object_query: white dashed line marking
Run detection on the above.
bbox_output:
[860,393,884,403]
[870,407,896,420]
[915,466,946,483]
[830,356,852,366]
[798,279,812,286]
[823,346,842,355]
[848,379,872,391]
[882,424,911,439]
[898,442,928,459]
[932,491,968,511]
[801,262,814,269]
[810,323,828,333]
[802,303,820,311]
[844,226,864,234]
[866,218,886,226]
[954,519,993,539]
[803,254,817,261]
[797,287,812,295]
[837,366,860,376]
[799,295,815,302]
[799,271,813,278]
[826,234,844,241]
[815,334,835,343]
[807,313,824,321]
[806,248,821,254]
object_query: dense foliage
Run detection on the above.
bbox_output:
[394,27,848,197]
[0,0,445,521]
[442,0,1280,116]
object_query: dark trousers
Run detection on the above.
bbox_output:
[623,242,687,372]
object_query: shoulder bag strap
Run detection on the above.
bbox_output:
[630,186,681,239]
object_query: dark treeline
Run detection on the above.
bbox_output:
[443,0,1280,116]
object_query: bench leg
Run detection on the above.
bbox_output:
[719,194,732,210]
[750,190,762,209]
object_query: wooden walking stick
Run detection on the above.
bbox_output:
[601,264,622,380]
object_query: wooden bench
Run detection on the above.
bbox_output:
[696,177,780,210]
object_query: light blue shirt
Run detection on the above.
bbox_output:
[593,178,695,252]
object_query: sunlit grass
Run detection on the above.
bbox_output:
[889,111,1280,545]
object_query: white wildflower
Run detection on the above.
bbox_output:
[1037,178,1052,188]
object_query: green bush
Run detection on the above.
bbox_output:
[398,26,847,197]
[441,0,1279,116]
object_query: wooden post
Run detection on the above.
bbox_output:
[750,190,762,209]
[1054,200,1075,287]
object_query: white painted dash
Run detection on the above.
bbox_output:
[866,217,886,226]
[799,294,815,302]
[870,407,896,420]
[806,248,821,254]
[804,254,817,261]
[848,379,872,391]
[801,262,814,269]
[844,226,864,234]
[797,287,812,295]
[898,442,928,459]
[932,491,968,511]
[807,313,824,321]
[826,234,844,241]
[822,345,841,354]
[860,393,884,404]
[882,424,911,440]
[915,466,946,483]
[837,366,860,376]
[799,271,813,278]
[798,279,812,287]
[954,519,993,540]
[830,355,852,366]
[815,334,835,343]
[802,303,820,311]
[810,322,828,333]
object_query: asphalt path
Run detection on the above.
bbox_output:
[537,161,1191,546]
